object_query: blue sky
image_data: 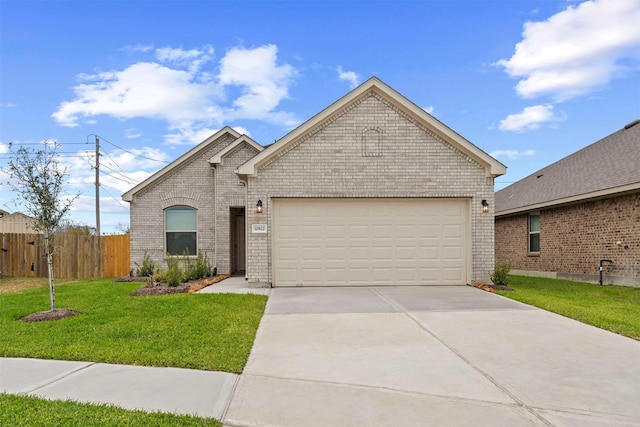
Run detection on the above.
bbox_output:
[1,0,639,233]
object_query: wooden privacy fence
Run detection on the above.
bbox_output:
[0,233,130,279]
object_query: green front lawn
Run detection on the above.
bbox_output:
[497,275,640,340]
[0,393,220,427]
[0,279,267,373]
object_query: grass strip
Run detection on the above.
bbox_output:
[0,393,220,427]
[497,275,640,340]
[0,279,267,373]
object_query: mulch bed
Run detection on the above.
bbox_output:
[21,308,82,323]
[472,283,514,293]
[125,274,232,297]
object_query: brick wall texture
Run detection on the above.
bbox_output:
[246,91,496,284]
[129,132,259,274]
[495,192,640,286]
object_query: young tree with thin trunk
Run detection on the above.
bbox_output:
[7,141,78,311]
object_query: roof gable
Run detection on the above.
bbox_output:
[237,77,505,178]
[122,127,241,202]
[209,135,263,166]
[495,120,640,215]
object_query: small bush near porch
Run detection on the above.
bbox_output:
[0,278,267,373]
[497,275,640,340]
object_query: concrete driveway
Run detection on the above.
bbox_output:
[224,286,640,427]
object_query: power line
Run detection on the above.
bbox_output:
[99,184,130,211]
[100,166,140,186]
[100,154,140,185]
[4,142,88,146]
[93,134,169,164]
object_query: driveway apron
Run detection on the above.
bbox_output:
[224,286,640,427]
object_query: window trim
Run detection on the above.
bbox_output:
[528,212,540,254]
[164,206,197,257]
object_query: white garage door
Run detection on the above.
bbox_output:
[272,198,469,287]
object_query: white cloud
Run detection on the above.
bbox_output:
[101,147,169,172]
[232,126,250,137]
[52,61,221,128]
[156,46,213,63]
[121,44,154,54]
[218,44,298,125]
[0,142,8,154]
[490,149,536,160]
[496,0,640,101]
[124,128,141,139]
[337,66,360,89]
[498,104,564,132]
[163,125,252,146]
[59,146,170,199]
[156,45,214,74]
[422,105,435,115]
[164,126,224,146]
[70,195,129,214]
[52,44,299,144]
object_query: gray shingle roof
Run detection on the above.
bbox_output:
[495,120,640,215]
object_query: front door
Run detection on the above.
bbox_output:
[230,207,246,274]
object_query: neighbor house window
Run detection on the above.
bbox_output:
[529,212,540,253]
[165,206,197,256]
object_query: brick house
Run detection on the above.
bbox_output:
[123,77,506,286]
[495,120,640,287]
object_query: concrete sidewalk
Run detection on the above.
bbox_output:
[0,358,237,419]
[196,275,270,295]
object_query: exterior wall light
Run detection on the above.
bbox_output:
[481,199,489,213]
[256,199,263,214]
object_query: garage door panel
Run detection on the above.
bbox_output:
[419,226,440,238]
[443,224,464,238]
[325,225,346,238]
[371,246,393,260]
[397,246,416,260]
[396,224,417,238]
[325,246,347,260]
[349,246,369,260]
[444,268,464,282]
[273,198,469,286]
[442,246,463,260]
[349,225,369,238]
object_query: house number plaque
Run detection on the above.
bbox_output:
[252,224,267,234]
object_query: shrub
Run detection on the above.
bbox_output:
[490,260,512,287]
[153,270,167,283]
[182,250,212,282]
[135,251,157,277]
[165,254,183,287]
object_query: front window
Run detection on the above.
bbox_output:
[529,212,540,253]
[165,206,197,255]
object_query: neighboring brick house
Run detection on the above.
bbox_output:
[495,120,640,287]
[124,77,506,286]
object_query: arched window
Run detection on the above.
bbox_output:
[165,206,197,256]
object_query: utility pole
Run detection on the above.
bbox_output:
[95,136,101,236]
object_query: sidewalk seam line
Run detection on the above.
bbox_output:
[241,372,526,409]
[371,288,554,426]
[220,372,241,423]
[21,362,97,394]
